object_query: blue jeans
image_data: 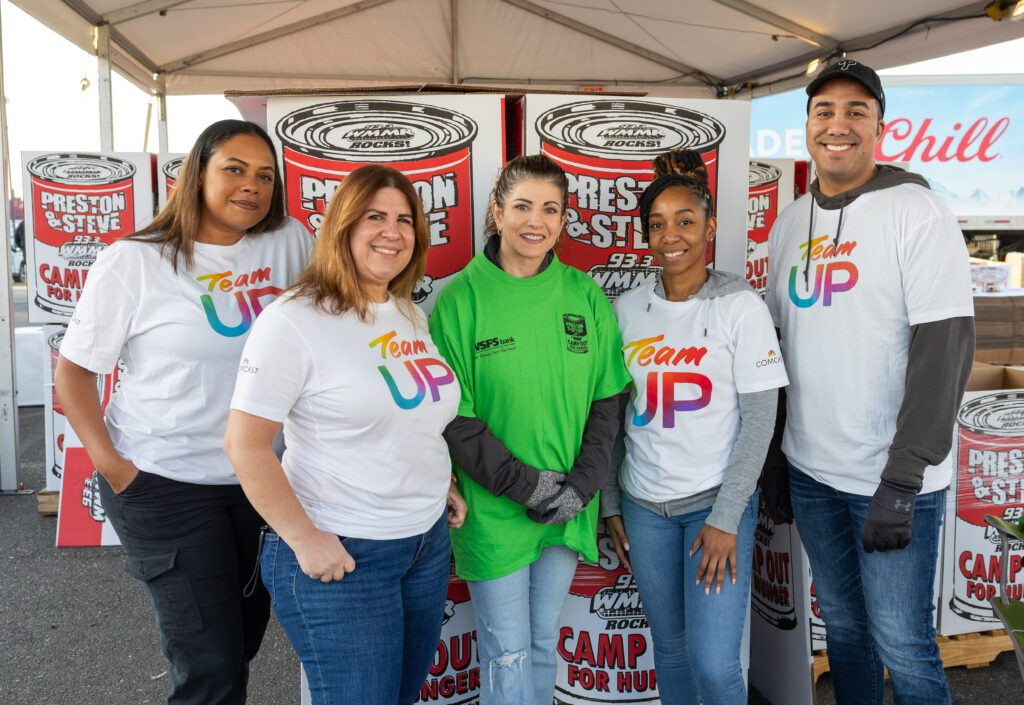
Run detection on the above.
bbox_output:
[261,511,451,705]
[789,467,950,705]
[622,492,756,705]
[467,545,580,705]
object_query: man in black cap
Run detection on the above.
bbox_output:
[763,59,975,704]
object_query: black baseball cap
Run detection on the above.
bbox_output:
[806,60,885,118]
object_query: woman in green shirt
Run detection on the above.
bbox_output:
[430,154,630,705]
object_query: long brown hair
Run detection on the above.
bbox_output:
[289,165,429,322]
[128,120,287,270]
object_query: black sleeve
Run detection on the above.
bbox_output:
[881,316,975,492]
[762,382,788,476]
[564,390,629,505]
[442,415,540,504]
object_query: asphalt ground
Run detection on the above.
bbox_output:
[2,281,1020,704]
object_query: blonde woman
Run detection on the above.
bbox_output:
[224,165,465,705]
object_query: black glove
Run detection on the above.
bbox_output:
[525,471,565,510]
[759,464,793,524]
[861,479,917,553]
[527,484,584,525]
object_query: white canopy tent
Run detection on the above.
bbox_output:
[2,0,1024,489]
[14,0,1024,100]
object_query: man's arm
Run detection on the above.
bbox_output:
[862,316,974,552]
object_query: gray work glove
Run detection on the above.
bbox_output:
[527,483,584,525]
[861,479,916,553]
[525,470,565,510]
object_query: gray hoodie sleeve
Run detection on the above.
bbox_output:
[706,388,778,533]
[880,317,975,492]
[600,391,630,519]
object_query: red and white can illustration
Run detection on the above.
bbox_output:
[950,392,1024,621]
[27,153,137,316]
[276,100,478,304]
[808,578,827,650]
[746,162,782,297]
[535,100,725,299]
[555,535,660,704]
[163,156,185,202]
[46,328,122,485]
[419,568,480,704]
[752,499,798,630]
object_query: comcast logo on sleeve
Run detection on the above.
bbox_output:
[755,350,784,368]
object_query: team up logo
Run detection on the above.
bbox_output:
[788,235,859,308]
[623,334,712,428]
[563,313,589,354]
[195,266,282,337]
[370,330,455,410]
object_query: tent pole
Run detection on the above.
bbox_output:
[94,24,114,151]
[156,79,169,153]
[0,0,21,492]
[450,0,459,84]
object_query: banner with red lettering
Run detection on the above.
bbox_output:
[750,82,1024,218]
[23,151,154,323]
[940,378,1024,635]
[268,95,504,313]
[522,96,751,299]
[55,425,121,547]
[746,160,794,298]
[748,498,814,705]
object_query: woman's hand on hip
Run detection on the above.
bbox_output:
[103,457,141,495]
[605,515,631,572]
[447,477,468,529]
[691,524,737,596]
[292,528,356,583]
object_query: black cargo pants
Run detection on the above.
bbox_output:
[99,469,270,705]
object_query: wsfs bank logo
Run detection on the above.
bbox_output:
[474,335,516,357]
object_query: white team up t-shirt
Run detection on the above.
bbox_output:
[614,282,789,503]
[60,218,313,485]
[230,294,461,540]
[767,184,974,496]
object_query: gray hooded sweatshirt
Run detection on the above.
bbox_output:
[600,269,779,534]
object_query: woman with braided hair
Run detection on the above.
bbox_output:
[601,148,788,704]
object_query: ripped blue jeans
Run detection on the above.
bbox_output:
[466,545,579,705]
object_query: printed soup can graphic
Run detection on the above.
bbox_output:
[536,100,725,298]
[47,329,121,481]
[276,100,478,296]
[162,156,185,200]
[555,538,660,704]
[28,153,137,315]
[746,162,782,296]
[418,569,480,704]
[751,498,798,630]
[951,392,1024,620]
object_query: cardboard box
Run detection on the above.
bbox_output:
[971,260,1012,293]
[939,363,1024,635]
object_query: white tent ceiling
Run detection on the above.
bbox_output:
[12,0,1024,99]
